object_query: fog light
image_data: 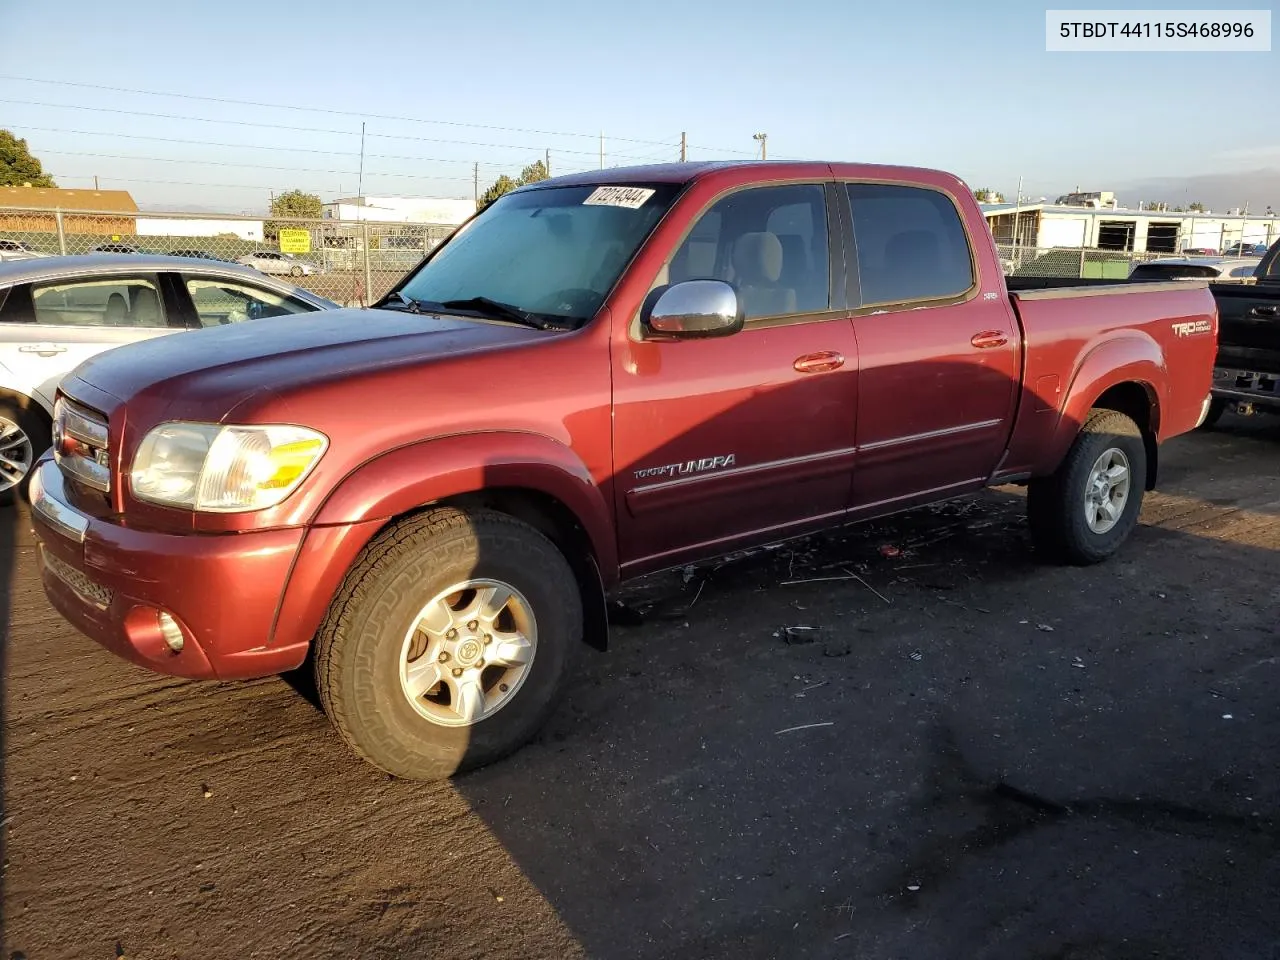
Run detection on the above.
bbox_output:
[158,612,184,653]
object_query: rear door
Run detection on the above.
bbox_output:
[841,181,1020,512]
[0,272,187,410]
[610,180,858,572]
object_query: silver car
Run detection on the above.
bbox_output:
[0,254,339,501]
[236,249,320,277]
[0,238,49,262]
[1128,257,1262,282]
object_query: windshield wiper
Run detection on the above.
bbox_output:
[439,297,569,331]
[377,291,422,313]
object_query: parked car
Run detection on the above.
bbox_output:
[168,249,229,262]
[1128,257,1262,282]
[1181,246,1219,256]
[0,238,49,262]
[30,160,1216,781]
[0,254,339,501]
[236,249,319,277]
[90,243,140,255]
[1200,238,1280,425]
[1221,242,1272,257]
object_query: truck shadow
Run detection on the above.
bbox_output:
[450,482,1280,959]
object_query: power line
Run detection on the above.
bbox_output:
[46,171,470,200]
[2,100,675,163]
[0,74,679,147]
[39,150,486,183]
[6,126,527,167]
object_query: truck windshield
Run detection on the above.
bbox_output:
[394,182,681,326]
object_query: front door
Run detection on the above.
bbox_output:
[611,181,859,574]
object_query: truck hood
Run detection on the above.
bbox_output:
[67,306,546,420]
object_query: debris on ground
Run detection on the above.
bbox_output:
[1072,657,1086,669]
[779,626,820,645]
[1037,624,1055,632]
[822,640,854,658]
[879,544,903,559]
[908,650,924,662]
[775,721,835,735]
[201,784,213,799]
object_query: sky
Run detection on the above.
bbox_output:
[1,0,1276,214]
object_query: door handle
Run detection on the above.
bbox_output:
[971,331,1009,349]
[18,343,68,356]
[793,351,845,373]
[1250,305,1278,318]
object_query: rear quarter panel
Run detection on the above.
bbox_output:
[995,281,1217,481]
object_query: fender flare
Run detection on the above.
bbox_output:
[269,432,617,657]
[1039,333,1167,476]
[313,431,615,569]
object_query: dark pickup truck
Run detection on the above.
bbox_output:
[1202,239,1280,425]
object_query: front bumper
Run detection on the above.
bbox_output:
[29,458,311,680]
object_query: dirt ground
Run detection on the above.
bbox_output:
[2,415,1278,960]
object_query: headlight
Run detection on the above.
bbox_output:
[130,422,328,512]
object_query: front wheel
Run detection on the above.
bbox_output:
[313,507,583,780]
[289,265,303,277]
[1027,408,1147,565]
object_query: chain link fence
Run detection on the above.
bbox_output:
[0,206,459,306]
[995,244,1213,279]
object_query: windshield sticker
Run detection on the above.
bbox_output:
[583,186,656,209]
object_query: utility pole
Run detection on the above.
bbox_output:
[357,121,366,202]
[546,147,551,177]
[599,131,604,169]
[473,162,479,207]
[753,132,768,160]
[93,175,99,190]
[680,132,687,162]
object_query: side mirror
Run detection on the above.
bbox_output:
[642,279,744,340]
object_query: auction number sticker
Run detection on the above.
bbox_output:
[583,186,656,209]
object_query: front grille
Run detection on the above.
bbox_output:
[53,397,111,493]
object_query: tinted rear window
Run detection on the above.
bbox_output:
[845,183,974,306]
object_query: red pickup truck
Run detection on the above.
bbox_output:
[29,161,1217,780]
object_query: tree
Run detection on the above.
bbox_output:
[264,189,323,240]
[477,174,519,209]
[1188,202,1206,213]
[0,129,56,187]
[476,160,551,210]
[973,187,1005,203]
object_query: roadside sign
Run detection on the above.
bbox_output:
[278,229,311,253]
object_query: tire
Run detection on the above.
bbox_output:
[313,507,583,780]
[1198,398,1227,430]
[289,265,303,277]
[0,399,50,507]
[1027,408,1147,565]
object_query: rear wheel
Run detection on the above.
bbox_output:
[1027,408,1147,565]
[314,507,582,780]
[289,265,303,277]
[0,400,49,507]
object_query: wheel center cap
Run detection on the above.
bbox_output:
[456,639,482,666]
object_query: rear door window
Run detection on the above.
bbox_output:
[845,183,974,307]
[30,275,168,328]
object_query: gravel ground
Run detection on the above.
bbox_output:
[2,415,1278,960]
